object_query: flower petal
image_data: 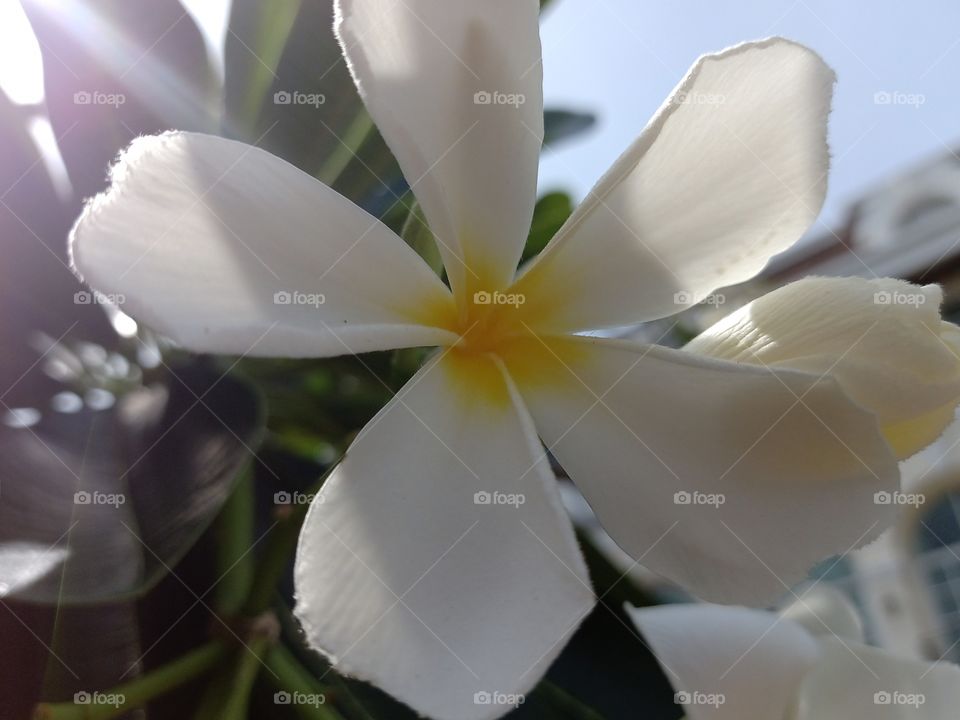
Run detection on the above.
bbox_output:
[511,38,834,332]
[335,0,543,297]
[794,636,960,719]
[627,604,819,720]
[71,132,457,357]
[686,277,960,459]
[779,585,865,643]
[293,352,593,720]
[502,335,899,604]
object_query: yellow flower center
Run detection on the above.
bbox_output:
[451,289,531,356]
[416,280,586,407]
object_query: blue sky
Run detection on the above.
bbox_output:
[538,0,960,231]
[3,0,960,235]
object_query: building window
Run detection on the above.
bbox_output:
[912,492,960,661]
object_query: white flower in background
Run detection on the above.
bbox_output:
[628,587,960,719]
[67,0,960,717]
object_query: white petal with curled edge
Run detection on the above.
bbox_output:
[71,132,458,358]
[511,38,834,332]
[778,585,865,643]
[793,636,960,719]
[627,604,819,720]
[293,352,594,720]
[502,335,898,604]
[335,0,543,297]
[686,277,960,459]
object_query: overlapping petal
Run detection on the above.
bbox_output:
[629,601,960,720]
[779,586,865,643]
[627,604,818,720]
[502,335,898,603]
[336,0,544,298]
[70,132,457,357]
[293,352,593,720]
[795,636,960,719]
[686,277,960,458]
[510,38,835,332]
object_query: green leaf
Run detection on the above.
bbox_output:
[544,109,596,147]
[21,0,216,199]
[238,354,394,447]
[523,191,574,263]
[223,0,303,138]
[0,361,264,604]
[399,202,444,276]
[250,0,405,215]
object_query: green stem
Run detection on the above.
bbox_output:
[191,668,236,720]
[33,641,226,720]
[242,466,334,616]
[214,468,256,616]
[264,644,345,720]
[273,604,375,720]
[317,111,375,187]
[235,103,374,611]
[324,675,376,720]
[191,635,269,720]
[538,681,607,720]
[241,512,302,616]
[218,636,272,720]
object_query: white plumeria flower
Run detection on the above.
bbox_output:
[628,588,960,719]
[66,0,960,718]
